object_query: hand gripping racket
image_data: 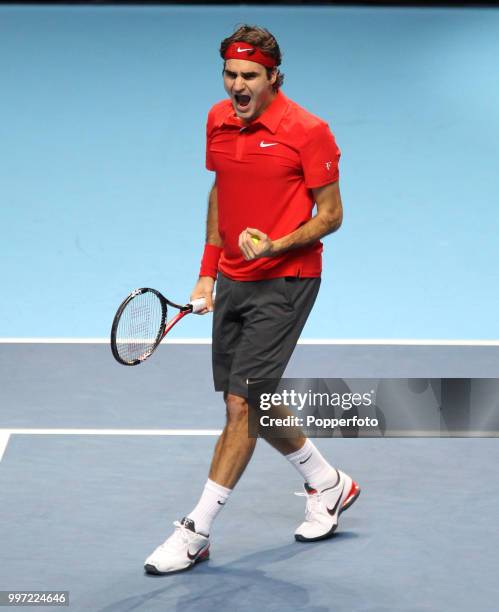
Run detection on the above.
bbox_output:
[110,288,206,366]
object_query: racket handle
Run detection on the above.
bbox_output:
[189,297,207,314]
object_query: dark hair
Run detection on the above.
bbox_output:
[220,24,284,92]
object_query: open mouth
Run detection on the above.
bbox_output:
[235,94,251,110]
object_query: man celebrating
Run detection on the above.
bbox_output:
[145,25,360,575]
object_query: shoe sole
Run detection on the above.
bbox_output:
[294,480,361,543]
[144,547,210,575]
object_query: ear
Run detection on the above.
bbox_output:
[269,68,278,86]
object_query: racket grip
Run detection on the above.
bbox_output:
[189,297,207,314]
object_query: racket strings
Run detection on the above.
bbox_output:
[115,292,166,363]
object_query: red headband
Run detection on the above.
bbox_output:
[224,42,277,69]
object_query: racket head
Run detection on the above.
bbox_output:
[110,288,167,366]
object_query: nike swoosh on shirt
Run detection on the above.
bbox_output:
[260,141,278,148]
[237,47,253,52]
[326,485,345,516]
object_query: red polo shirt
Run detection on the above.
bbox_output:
[206,91,340,281]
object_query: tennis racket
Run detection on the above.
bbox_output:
[110,288,206,366]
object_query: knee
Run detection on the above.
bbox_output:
[225,393,249,425]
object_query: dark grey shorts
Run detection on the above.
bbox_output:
[212,273,321,398]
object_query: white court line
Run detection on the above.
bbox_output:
[1,429,496,465]
[1,338,499,346]
[0,432,10,462]
[0,429,222,464]
[0,428,222,436]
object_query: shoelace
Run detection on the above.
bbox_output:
[294,491,322,522]
[159,521,190,551]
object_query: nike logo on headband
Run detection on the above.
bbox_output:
[237,47,253,53]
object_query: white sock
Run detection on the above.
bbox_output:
[285,439,339,490]
[186,478,232,535]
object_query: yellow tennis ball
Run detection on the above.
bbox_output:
[251,236,260,245]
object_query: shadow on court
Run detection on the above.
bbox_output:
[92,538,369,612]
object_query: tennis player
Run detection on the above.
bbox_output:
[145,25,360,574]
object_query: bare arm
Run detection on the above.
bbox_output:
[191,182,222,312]
[239,181,343,260]
[206,182,223,247]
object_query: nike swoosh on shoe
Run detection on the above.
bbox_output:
[187,546,207,561]
[326,485,345,516]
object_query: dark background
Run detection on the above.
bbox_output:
[2,1,499,7]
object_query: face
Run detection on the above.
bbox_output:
[223,58,277,124]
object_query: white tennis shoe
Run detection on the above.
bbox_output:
[294,469,360,542]
[144,518,210,574]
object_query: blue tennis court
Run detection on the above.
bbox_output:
[1,4,498,611]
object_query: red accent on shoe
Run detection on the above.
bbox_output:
[304,483,318,495]
[198,546,210,560]
[342,480,360,509]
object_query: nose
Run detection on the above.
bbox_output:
[233,75,246,92]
